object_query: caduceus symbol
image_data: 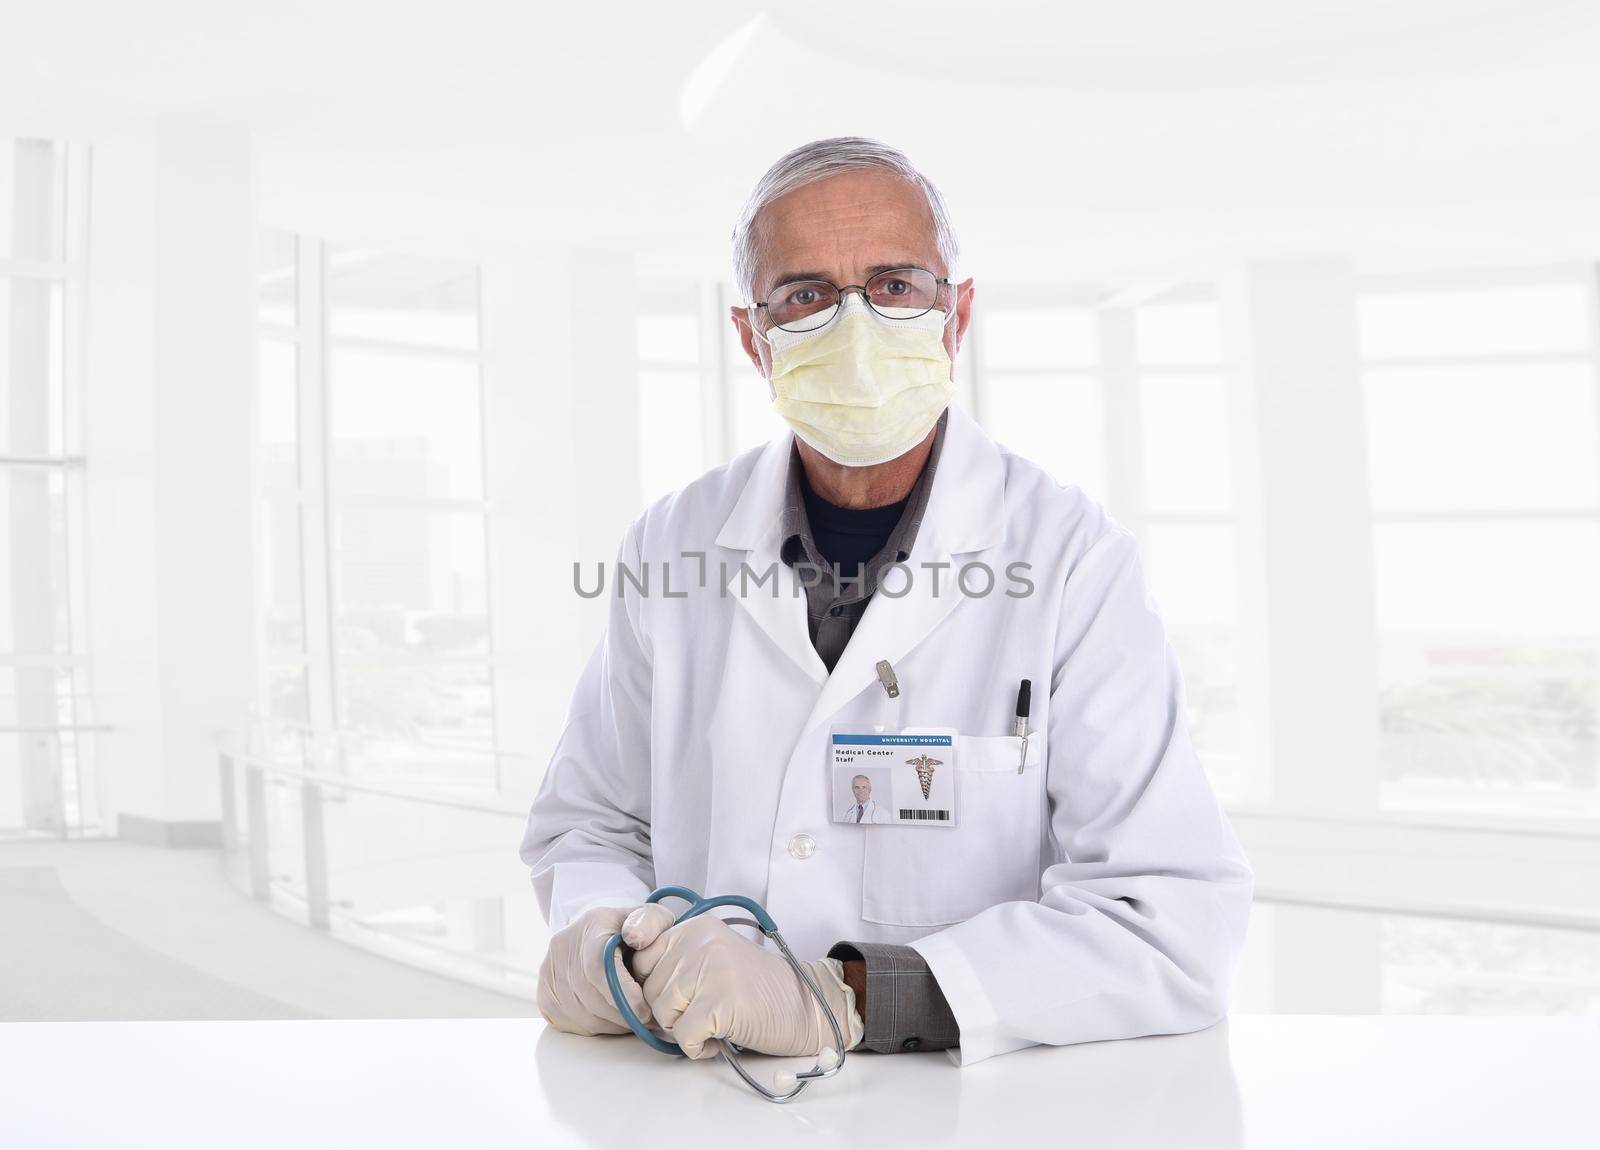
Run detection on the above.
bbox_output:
[906,754,943,801]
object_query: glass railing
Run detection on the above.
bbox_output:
[0,722,111,840]
[218,747,544,1002]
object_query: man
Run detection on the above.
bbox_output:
[846,775,890,825]
[522,137,1252,1065]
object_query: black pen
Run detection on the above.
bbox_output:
[1013,679,1031,773]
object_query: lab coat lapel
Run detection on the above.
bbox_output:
[802,404,1007,734]
[716,432,828,685]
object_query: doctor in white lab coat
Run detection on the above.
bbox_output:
[523,137,1252,1067]
[844,775,892,825]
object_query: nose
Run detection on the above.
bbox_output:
[835,289,873,316]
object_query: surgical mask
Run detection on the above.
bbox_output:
[760,294,956,468]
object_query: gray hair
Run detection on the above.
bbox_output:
[731,136,960,303]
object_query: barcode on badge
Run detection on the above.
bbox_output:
[898,809,951,822]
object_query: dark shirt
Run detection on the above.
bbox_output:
[778,412,944,673]
[800,478,909,582]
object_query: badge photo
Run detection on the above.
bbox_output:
[836,766,892,824]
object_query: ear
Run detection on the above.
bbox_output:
[729,305,767,376]
[953,278,976,355]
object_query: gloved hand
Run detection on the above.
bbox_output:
[626,911,866,1059]
[537,902,678,1036]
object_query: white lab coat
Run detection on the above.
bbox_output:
[522,402,1253,1065]
[844,798,891,825]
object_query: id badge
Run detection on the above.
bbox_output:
[831,728,957,827]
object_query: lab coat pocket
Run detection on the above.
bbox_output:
[861,734,1044,929]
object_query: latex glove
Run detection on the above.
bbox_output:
[627,912,866,1059]
[537,902,678,1036]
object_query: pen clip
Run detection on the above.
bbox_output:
[1014,678,1032,773]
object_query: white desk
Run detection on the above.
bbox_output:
[2,1016,1595,1148]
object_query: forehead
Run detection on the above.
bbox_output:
[753,168,941,295]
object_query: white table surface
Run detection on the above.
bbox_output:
[2,1015,1595,1149]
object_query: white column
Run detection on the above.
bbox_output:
[481,251,640,798]
[698,281,731,463]
[293,237,338,746]
[1221,262,1379,814]
[572,253,643,566]
[1097,307,1146,535]
[85,126,257,838]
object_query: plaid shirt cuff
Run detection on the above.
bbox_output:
[827,940,960,1053]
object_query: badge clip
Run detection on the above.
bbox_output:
[875,659,900,699]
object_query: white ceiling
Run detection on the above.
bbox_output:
[778,0,1593,90]
[4,0,1600,279]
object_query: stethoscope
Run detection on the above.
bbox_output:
[603,886,849,1103]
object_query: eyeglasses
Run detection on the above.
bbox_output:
[753,267,953,333]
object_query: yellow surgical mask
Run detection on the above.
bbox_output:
[761,295,956,468]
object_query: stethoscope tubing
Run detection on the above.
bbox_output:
[603,886,848,1102]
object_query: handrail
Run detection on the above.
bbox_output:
[224,750,527,819]
[0,723,114,734]
[1226,804,1600,842]
[1255,889,1600,934]
[0,453,86,468]
[245,718,540,761]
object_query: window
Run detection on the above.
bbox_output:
[1382,915,1600,1014]
[1359,274,1600,817]
[1133,299,1246,801]
[635,280,786,490]
[637,283,708,503]
[971,292,1246,800]
[0,140,93,835]
[254,233,497,785]
[976,300,1107,496]
[0,138,93,837]
[1234,901,1600,1014]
